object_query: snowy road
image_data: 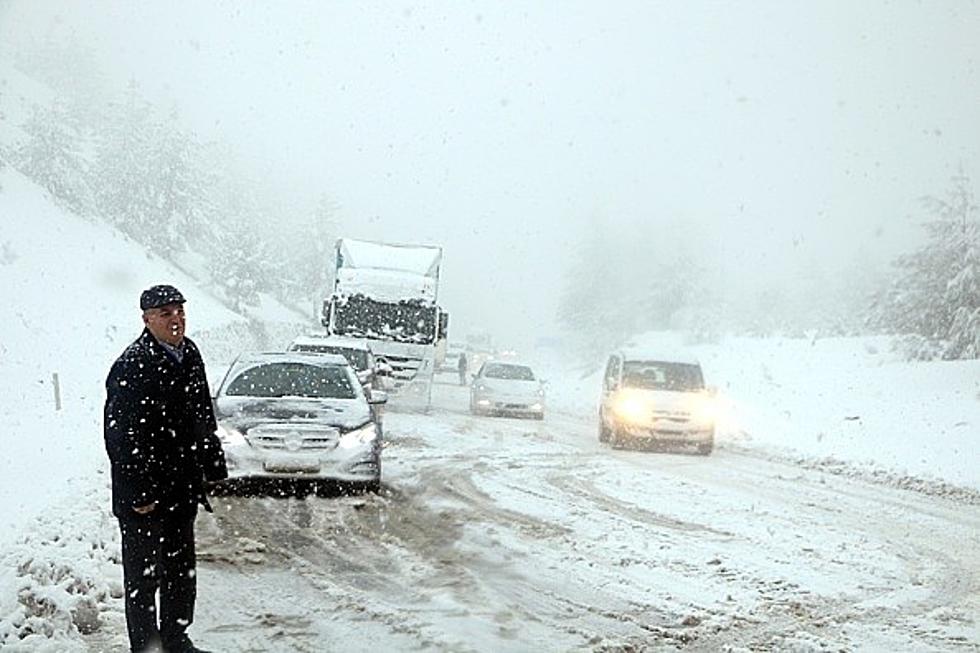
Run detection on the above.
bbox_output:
[109,382,979,651]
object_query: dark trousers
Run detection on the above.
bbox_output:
[118,514,197,652]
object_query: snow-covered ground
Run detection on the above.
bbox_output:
[1,169,978,650]
[534,331,980,492]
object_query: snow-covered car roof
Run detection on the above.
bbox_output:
[615,348,701,366]
[288,335,371,351]
[232,351,351,368]
[482,360,536,370]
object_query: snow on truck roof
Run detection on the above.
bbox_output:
[338,238,442,276]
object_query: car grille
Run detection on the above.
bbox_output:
[382,355,423,381]
[247,424,340,451]
[652,409,690,423]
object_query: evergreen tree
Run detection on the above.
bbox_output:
[557,220,633,361]
[871,172,979,359]
[10,100,93,214]
[92,85,213,257]
[209,215,264,313]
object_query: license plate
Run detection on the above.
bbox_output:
[263,457,320,474]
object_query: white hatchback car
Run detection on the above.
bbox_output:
[470,361,546,420]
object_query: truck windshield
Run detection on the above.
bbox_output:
[332,294,437,344]
[621,361,704,392]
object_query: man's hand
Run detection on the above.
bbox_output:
[133,502,157,515]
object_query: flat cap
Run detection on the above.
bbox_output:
[140,284,186,310]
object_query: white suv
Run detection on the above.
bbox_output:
[598,350,715,454]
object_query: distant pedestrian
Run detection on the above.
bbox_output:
[104,284,227,653]
[458,352,468,386]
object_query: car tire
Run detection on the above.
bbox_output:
[598,417,610,443]
[611,425,629,450]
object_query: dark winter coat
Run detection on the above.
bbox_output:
[104,329,227,519]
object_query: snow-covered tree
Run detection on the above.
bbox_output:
[557,220,635,361]
[91,86,213,257]
[209,215,265,313]
[870,172,980,359]
[10,100,94,215]
[271,194,339,309]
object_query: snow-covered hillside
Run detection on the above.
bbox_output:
[0,167,310,547]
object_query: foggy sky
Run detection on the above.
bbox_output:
[2,1,978,348]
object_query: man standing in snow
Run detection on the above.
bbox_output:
[104,284,227,653]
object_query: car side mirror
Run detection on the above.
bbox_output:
[368,390,388,405]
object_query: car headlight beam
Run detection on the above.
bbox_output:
[612,391,650,424]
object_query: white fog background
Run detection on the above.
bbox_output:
[3,1,978,346]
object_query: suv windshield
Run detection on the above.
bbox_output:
[289,344,369,371]
[223,362,357,399]
[484,364,535,381]
[621,361,703,392]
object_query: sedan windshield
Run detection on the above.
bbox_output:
[621,361,703,392]
[290,345,369,371]
[484,364,535,381]
[223,362,357,399]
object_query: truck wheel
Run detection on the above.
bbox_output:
[697,438,714,456]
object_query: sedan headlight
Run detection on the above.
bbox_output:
[338,422,378,449]
[216,423,247,446]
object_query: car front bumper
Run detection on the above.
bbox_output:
[473,396,545,417]
[618,422,714,443]
[220,440,380,482]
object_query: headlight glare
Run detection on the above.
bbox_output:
[613,391,650,424]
